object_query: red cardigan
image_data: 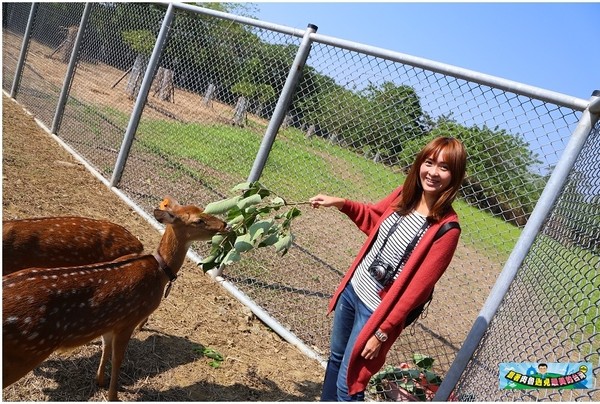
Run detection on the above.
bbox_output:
[328,185,461,395]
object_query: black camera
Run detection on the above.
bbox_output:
[368,259,396,286]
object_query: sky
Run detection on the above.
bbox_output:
[254,2,599,101]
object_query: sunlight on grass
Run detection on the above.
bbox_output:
[131,117,520,263]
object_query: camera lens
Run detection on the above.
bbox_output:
[369,261,388,281]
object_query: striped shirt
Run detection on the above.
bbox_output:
[351,210,429,312]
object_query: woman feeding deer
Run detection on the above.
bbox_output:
[309,136,467,401]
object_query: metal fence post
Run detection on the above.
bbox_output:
[10,2,37,98]
[110,3,175,187]
[246,23,318,182]
[51,2,92,135]
[433,90,600,401]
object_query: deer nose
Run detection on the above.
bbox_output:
[223,223,232,233]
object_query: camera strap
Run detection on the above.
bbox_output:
[373,215,430,276]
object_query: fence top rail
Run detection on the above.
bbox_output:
[172,1,307,38]
[310,32,590,112]
[171,2,589,111]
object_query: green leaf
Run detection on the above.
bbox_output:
[423,370,443,385]
[211,234,226,247]
[285,206,302,219]
[258,232,279,247]
[249,220,273,238]
[200,259,220,272]
[202,348,224,361]
[234,234,254,252]
[237,194,263,210]
[270,197,285,207]
[274,234,293,255]
[200,251,220,264]
[231,182,253,192]
[203,196,242,215]
[222,249,241,265]
[413,353,434,370]
[228,214,245,226]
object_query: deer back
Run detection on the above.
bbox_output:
[3,255,162,352]
[2,217,144,275]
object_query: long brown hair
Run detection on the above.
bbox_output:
[394,137,466,221]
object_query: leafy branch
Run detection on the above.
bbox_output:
[199,181,303,272]
[369,353,444,401]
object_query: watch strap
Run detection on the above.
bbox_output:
[374,329,388,342]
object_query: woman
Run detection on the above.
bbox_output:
[309,136,467,401]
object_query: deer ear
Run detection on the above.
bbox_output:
[154,209,176,224]
[159,196,179,211]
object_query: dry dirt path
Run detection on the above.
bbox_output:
[2,94,324,401]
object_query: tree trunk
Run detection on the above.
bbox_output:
[232,96,248,126]
[151,67,165,95]
[281,113,292,130]
[60,26,78,63]
[152,67,174,102]
[203,83,216,107]
[125,54,148,100]
[305,124,316,139]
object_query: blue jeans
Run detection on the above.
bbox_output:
[321,283,373,401]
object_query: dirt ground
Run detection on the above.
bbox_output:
[2,94,325,401]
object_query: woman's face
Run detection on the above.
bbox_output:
[419,151,452,198]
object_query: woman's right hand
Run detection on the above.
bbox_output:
[309,194,345,210]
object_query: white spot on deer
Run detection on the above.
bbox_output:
[5,316,18,324]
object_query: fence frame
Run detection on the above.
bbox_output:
[5,1,597,399]
[433,91,600,400]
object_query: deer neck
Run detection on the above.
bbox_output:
[154,225,193,278]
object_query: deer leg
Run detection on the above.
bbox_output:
[96,333,113,387]
[107,327,135,401]
[136,316,149,332]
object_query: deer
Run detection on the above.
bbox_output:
[2,196,229,401]
[3,217,145,276]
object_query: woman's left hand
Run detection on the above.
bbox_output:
[361,335,382,360]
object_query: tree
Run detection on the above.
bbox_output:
[361,82,426,162]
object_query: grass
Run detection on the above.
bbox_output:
[534,236,599,331]
[135,119,522,262]
[61,103,598,348]
[79,105,522,261]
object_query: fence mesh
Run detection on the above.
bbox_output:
[454,120,600,401]
[3,3,597,401]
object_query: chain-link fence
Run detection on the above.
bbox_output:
[453,119,600,401]
[3,2,598,401]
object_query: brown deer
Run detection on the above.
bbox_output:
[2,196,229,401]
[3,217,144,276]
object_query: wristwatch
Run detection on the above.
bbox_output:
[374,329,388,342]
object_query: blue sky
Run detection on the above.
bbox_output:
[255,2,599,100]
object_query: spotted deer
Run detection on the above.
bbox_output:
[3,217,144,276]
[2,196,229,401]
